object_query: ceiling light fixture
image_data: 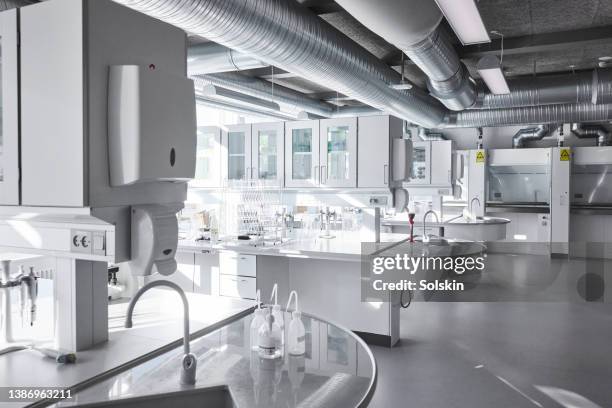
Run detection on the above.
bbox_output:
[434,0,490,45]
[477,55,510,94]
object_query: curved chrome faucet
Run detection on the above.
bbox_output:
[125,280,197,385]
[469,197,482,219]
[422,210,439,243]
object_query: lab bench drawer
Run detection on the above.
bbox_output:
[219,274,257,300]
[219,252,257,277]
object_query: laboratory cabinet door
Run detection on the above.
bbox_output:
[222,124,252,182]
[285,120,320,188]
[191,126,222,188]
[0,10,19,205]
[251,122,284,186]
[357,116,391,188]
[319,118,357,188]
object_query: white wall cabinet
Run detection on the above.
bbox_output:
[0,10,20,205]
[191,126,222,188]
[430,140,454,186]
[285,120,321,188]
[222,124,252,182]
[251,122,284,185]
[319,118,357,188]
[357,116,402,188]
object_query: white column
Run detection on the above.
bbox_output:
[54,259,108,352]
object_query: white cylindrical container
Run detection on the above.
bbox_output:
[258,312,283,359]
[287,311,306,356]
[250,308,266,351]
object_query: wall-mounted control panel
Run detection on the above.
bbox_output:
[71,229,106,256]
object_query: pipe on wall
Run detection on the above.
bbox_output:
[570,123,611,146]
[512,125,553,148]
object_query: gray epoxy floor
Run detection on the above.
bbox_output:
[369,302,612,408]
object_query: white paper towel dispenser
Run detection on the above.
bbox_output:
[128,204,180,276]
[108,65,196,187]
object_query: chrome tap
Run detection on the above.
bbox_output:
[125,280,197,385]
[319,207,336,238]
[422,210,439,243]
[469,197,482,219]
[1,261,38,338]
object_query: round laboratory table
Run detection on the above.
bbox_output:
[50,310,377,408]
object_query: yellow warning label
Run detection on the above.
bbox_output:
[560,148,570,162]
[475,150,485,163]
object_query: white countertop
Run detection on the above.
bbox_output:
[0,291,254,407]
[178,232,409,262]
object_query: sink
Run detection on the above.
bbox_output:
[444,216,510,241]
[447,216,510,225]
[73,386,235,408]
[410,238,485,257]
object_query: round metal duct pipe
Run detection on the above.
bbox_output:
[114,0,612,128]
[334,0,476,111]
[475,70,612,109]
[512,125,552,148]
[445,103,612,128]
[188,43,267,75]
[195,73,336,118]
[195,96,298,121]
[570,123,610,146]
[113,0,448,128]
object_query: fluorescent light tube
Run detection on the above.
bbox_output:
[435,0,490,45]
[477,55,510,94]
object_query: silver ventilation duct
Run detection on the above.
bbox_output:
[445,103,612,128]
[188,43,266,75]
[570,123,611,146]
[334,0,476,111]
[195,73,335,118]
[195,96,297,121]
[475,70,612,109]
[114,0,612,129]
[113,0,448,128]
[417,126,446,141]
[199,84,280,112]
[512,125,553,148]
[297,106,382,120]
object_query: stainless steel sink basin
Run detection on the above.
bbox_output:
[73,386,235,408]
[443,216,510,241]
[446,215,510,225]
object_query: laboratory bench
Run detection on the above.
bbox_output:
[0,290,255,407]
[47,310,376,408]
